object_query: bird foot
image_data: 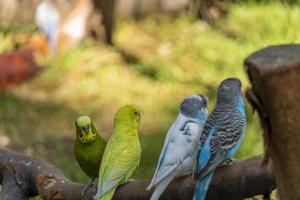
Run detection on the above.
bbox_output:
[81,181,95,197]
[128,178,136,183]
[219,158,236,167]
[181,170,194,177]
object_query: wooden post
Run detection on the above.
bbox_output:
[245,44,300,200]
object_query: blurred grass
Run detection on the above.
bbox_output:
[0,3,298,199]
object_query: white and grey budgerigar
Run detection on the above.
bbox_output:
[147,94,209,200]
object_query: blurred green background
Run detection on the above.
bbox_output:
[0,1,299,199]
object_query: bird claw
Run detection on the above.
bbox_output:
[219,158,236,167]
[127,178,136,183]
[185,170,194,176]
[81,180,96,197]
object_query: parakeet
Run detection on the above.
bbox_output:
[147,94,209,200]
[74,116,106,185]
[193,78,246,200]
[35,0,60,51]
[94,105,141,200]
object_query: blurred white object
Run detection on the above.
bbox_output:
[35,0,61,51]
[56,0,93,51]
[35,0,92,52]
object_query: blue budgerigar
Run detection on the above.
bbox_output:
[147,94,209,200]
[193,78,246,200]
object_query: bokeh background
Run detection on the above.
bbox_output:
[0,0,299,199]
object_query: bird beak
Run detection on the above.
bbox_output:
[84,126,94,140]
[82,126,90,133]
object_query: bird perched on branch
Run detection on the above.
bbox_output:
[74,116,106,194]
[0,33,49,92]
[147,94,208,200]
[193,78,246,200]
[94,105,141,200]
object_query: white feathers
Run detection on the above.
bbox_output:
[35,0,60,34]
[148,113,205,200]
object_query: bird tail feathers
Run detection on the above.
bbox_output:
[94,188,115,200]
[147,163,179,190]
[192,172,213,200]
[149,172,176,200]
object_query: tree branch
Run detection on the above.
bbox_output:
[0,148,275,200]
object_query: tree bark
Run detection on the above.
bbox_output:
[0,148,274,200]
[244,44,300,200]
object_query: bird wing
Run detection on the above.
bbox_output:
[96,136,140,198]
[148,115,201,189]
[197,111,245,179]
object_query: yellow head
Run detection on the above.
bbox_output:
[114,105,141,130]
[75,115,97,143]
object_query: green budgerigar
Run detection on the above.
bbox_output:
[74,116,106,186]
[94,105,141,200]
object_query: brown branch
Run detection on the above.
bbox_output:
[0,148,275,200]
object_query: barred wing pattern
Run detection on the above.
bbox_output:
[198,110,245,179]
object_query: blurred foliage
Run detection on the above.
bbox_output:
[232,0,300,4]
[0,4,298,200]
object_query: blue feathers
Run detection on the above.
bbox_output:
[237,95,246,117]
[198,111,207,127]
[157,142,170,171]
[193,78,246,200]
[193,172,213,200]
[198,129,214,172]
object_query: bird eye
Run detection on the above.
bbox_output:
[134,111,138,115]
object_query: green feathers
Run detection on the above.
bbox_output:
[74,105,141,200]
[94,105,142,200]
[74,116,106,179]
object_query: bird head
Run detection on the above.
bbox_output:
[114,105,141,130]
[216,77,242,105]
[75,115,97,143]
[180,94,208,119]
